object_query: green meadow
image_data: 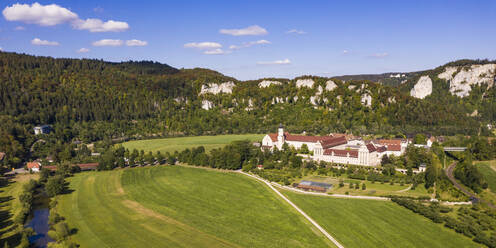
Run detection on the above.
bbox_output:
[0,174,39,247]
[56,166,331,247]
[121,134,264,154]
[282,190,478,248]
[477,160,496,192]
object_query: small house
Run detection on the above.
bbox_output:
[27,162,41,172]
[34,125,51,135]
[418,163,427,172]
[257,164,264,170]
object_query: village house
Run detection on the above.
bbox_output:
[26,161,41,172]
[34,125,51,135]
[262,125,410,166]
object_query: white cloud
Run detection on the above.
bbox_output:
[93,7,104,13]
[257,59,291,65]
[286,29,306,34]
[229,39,270,50]
[31,38,59,46]
[126,39,147,46]
[219,25,267,36]
[77,48,89,53]
[203,48,227,55]
[14,26,25,30]
[73,18,129,32]
[343,50,349,54]
[369,52,389,58]
[3,2,78,26]
[92,39,123,46]
[3,3,129,33]
[184,42,222,49]
[0,47,3,51]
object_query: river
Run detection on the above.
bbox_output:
[25,191,54,248]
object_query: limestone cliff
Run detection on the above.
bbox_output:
[410,76,432,99]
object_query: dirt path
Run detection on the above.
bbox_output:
[237,171,345,248]
[445,162,495,209]
[396,185,412,193]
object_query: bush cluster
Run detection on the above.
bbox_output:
[392,197,496,247]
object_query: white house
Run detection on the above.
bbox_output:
[34,125,51,135]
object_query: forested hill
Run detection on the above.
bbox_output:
[0,52,495,164]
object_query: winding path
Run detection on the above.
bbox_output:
[445,162,495,209]
[237,171,344,248]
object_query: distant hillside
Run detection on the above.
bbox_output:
[0,51,495,165]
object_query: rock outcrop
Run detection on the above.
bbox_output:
[410,76,432,99]
[361,94,372,107]
[200,81,235,95]
[325,80,337,91]
[258,80,282,88]
[201,100,213,110]
[438,64,496,97]
[296,79,314,88]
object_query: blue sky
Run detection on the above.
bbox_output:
[1,0,495,80]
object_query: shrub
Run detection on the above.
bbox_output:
[46,175,65,197]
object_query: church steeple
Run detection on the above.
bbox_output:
[277,124,285,149]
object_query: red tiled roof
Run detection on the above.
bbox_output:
[323,149,358,158]
[376,139,401,146]
[387,144,401,151]
[27,162,41,169]
[44,163,99,171]
[268,133,278,142]
[77,163,99,170]
[268,132,342,144]
[366,143,376,152]
[376,146,387,153]
[285,132,323,143]
[319,136,348,149]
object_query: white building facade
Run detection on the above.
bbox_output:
[262,125,409,167]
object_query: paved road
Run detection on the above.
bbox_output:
[445,162,495,209]
[237,171,345,248]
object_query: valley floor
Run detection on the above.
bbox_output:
[56,166,331,248]
[54,165,480,247]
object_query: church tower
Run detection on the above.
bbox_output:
[277,123,285,149]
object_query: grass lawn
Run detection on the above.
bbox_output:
[56,166,331,248]
[476,160,496,205]
[282,190,479,248]
[300,175,430,198]
[0,174,39,246]
[476,160,496,192]
[121,134,264,154]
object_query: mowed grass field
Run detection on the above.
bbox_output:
[121,134,264,154]
[56,166,331,248]
[0,174,39,246]
[476,160,496,205]
[281,191,478,248]
[477,160,496,192]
